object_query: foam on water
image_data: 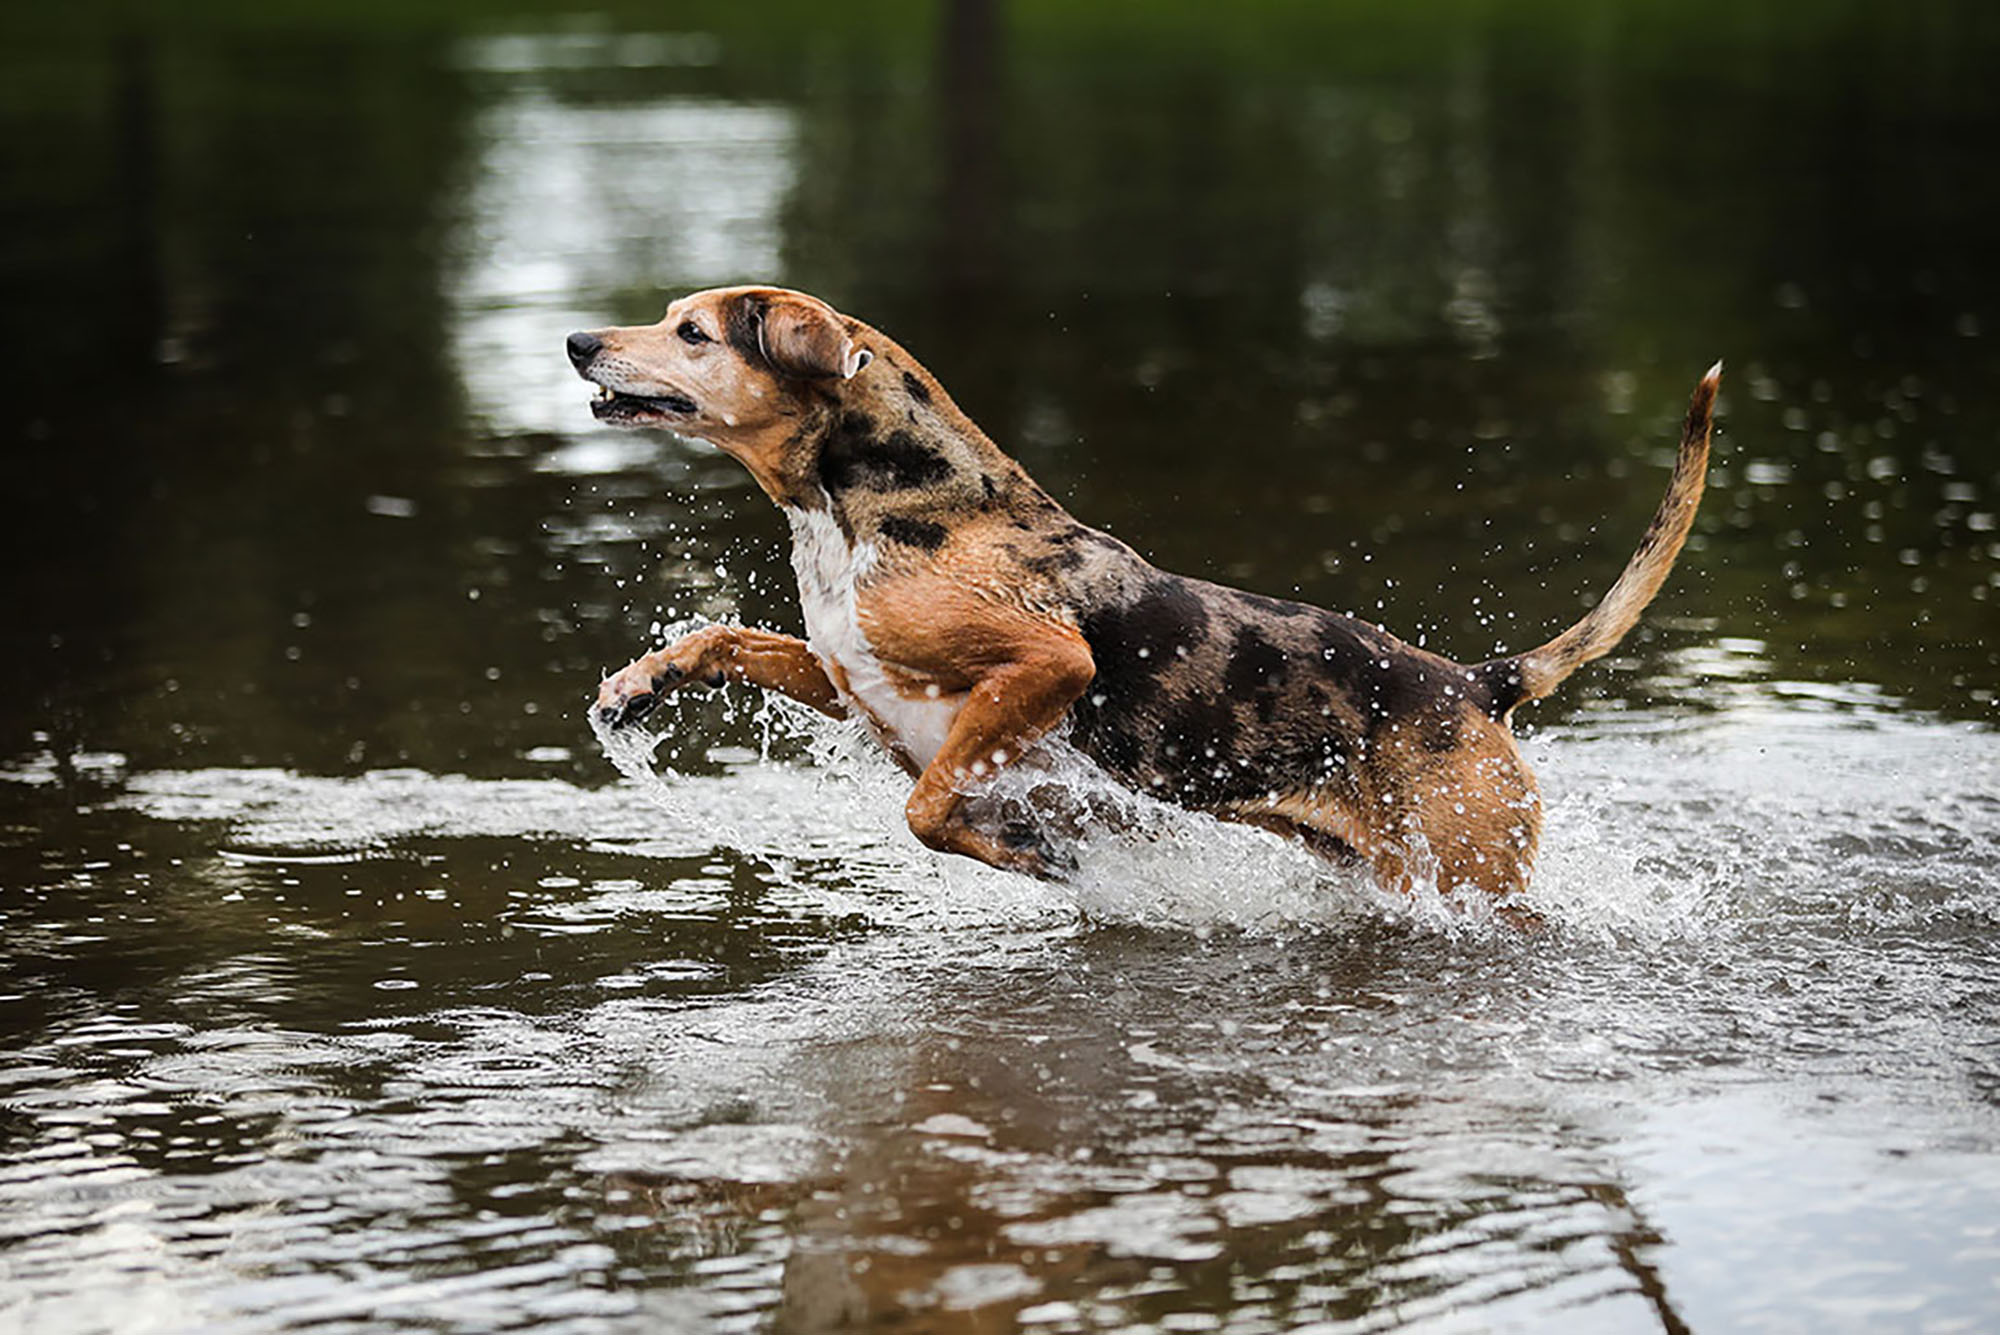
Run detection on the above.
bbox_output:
[1528,712,2000,942]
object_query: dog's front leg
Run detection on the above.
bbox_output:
[903,640,1094,878]
[596,625,845,728]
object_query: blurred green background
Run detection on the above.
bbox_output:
[3,0,1996,781]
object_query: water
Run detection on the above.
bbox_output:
[3,3,1999,1331]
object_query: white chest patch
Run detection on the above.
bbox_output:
[786,507,962,770]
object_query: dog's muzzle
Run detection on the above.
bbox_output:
[565,331,698,421]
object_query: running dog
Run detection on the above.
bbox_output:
[570,287,1716,898]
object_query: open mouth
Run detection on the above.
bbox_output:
[588,383,697,421]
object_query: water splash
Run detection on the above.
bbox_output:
[48,678,1987,945]
[591,703,747,850]
[586,665,2000,945]
[589,637,1512,936]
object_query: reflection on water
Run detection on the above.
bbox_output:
[451,88,798,435]
[2,1,1999,1331]
[4,716,1997,1329]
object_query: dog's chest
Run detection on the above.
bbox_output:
[785,507,960,769]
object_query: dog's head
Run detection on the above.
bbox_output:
[566,286,873,494]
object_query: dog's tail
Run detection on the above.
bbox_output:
[1480,362,1720,714]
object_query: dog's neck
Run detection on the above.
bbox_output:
[769,360,1048,542]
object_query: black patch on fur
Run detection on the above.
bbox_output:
[1313,624,1377,700]
[1160,694,1242,802]
[1472,659,1522,716]
[1224,627,1288,695]
[1310,730,1350,777]
[1065,575,1374,806]
[1225,627,1290,724]
[879,515,948,551]
[1315,618,1431,735]
[1080,579,1211,690]
[1080,720,1143,777]
[1070,576,1215,784]
[816,413,955,493]
[901,371,932,405]
[723,293,768,366]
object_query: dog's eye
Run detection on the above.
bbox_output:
[677,320,711,346]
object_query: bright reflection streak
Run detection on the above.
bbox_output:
[450,91,798,436]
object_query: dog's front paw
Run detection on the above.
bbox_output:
[594,659,671,729]
[593,634,730,729]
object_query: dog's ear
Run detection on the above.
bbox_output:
[736,292,872,381]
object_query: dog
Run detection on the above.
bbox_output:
[569,287,1716,899]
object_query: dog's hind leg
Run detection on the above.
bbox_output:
[1360,722,1543,899]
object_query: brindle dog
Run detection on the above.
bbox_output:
[571,287,1717,898]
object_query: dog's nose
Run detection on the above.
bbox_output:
[565,331,603,368]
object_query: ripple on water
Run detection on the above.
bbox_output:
[3,700,1997,1331]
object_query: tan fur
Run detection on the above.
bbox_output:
[1514,365,1720,704]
